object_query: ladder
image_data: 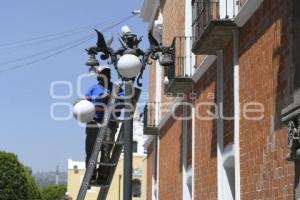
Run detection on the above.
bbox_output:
[76,84,141,200]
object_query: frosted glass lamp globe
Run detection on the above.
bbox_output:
[73,100,95,123]
[117,54,142,78]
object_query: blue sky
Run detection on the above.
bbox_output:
[0,0,149,172]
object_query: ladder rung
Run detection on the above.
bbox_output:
[89,183,110,188]
[97,162,117,167]
[100,184,110,188]
[110,118,124,122]
[102,140,123,145]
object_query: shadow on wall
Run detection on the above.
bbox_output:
[238,0,294,198]
[210,98,217,158]
[159,105,184,173]
[273,3,293,131]
[238,0,293,132]
[193,63,218,159]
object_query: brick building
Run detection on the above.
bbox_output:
[141,0,299,199]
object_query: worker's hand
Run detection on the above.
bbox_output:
[100,92,110,99]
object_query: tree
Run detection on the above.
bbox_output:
[25,167,43,200]
[0,151,42,200]
[42,184,67,200]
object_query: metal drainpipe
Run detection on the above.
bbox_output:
[233,28,241,200]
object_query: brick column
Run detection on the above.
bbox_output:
[281,0,300,199]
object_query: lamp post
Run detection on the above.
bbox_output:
[117,49,142,200]
[85,26,173,200]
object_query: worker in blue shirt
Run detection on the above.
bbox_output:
[76,65,124,185]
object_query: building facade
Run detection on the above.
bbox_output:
[141,0,298,199]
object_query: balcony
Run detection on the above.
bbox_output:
[192,0,237,55]
[143,102,160,135]
[164,36,196,96]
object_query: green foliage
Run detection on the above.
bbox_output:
[0,151,42,200]
[42,184,67,200]
[25,168,43,200]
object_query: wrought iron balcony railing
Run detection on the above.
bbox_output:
[192,0,237,54]
[143,102,160,135]
[192,0,220,44]
[164,36,196,95]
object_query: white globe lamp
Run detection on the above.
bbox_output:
[73,100,95,123]
[117,54,142,78]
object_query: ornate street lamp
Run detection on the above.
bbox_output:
[85,26,174,83]
[84,26,173,200]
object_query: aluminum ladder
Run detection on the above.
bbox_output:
[76,84,141,200]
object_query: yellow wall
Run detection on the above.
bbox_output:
[67,154,147,200]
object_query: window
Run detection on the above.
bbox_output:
[133,141,138,153]
[221,144,235,199]
[132,179,141,197]
[187,172,192,199]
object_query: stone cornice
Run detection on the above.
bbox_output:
[140,0,160,27]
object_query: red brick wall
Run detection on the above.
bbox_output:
[146,0,186,198]
[159,109,183,200]
[146,143,153,200]
[160,0,185,116]
[239,0,294,199]
[161,0,185,45]
[194,63,218,200]
[148,60,157,103]
[154,1,186,197]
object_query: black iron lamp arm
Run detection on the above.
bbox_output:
[85,30,174,86]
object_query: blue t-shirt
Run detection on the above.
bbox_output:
[85,82,124,121]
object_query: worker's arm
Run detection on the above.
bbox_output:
[73,85,95,105]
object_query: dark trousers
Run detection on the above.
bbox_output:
[85,121,118,169]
